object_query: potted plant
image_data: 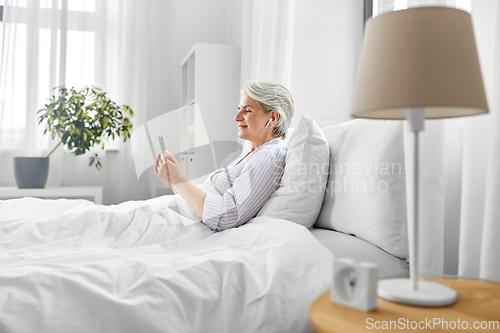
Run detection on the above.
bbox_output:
[13,86,133,188]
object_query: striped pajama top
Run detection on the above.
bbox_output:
[202,138,287,231]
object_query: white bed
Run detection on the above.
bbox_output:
[0,196,334,333]
[311,229,408,280]
[0,117,409,332]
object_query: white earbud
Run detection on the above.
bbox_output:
[265,119,272,128]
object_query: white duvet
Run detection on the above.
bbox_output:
[0,196,333,333]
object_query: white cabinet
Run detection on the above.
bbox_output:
[179,151,195,181]
[179,43,242,182]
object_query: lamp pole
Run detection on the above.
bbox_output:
[405,106,425,291]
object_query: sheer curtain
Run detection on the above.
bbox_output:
[462,0,500,283]
[0,0,153,203]
[375,0,500,283]
[0,0,62,182]
[240,0,295,88]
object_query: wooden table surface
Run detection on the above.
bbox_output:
[309,278,500,332]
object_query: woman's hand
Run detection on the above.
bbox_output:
[154,151,206,220]
[154,153,174,192]
[154,150,187,193]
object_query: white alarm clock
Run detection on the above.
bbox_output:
[331,258,379,312]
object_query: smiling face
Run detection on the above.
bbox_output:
[235,93,277,150]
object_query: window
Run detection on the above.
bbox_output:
[365,0,472,23]
[0,0,98,150]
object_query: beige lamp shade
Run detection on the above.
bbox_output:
[351,7,488,119]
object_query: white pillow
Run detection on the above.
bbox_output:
[257,116,330,229]
[315,119,408,260]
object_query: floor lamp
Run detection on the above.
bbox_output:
[351,7,488,306]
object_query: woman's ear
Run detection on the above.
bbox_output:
[272,110,280,122]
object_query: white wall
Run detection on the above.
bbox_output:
[149,0,231,117]
[290,0,364,129]
[226,0,243,47]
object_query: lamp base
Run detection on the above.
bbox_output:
[378,279,457,307]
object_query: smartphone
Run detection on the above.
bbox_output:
[158,135,166,154]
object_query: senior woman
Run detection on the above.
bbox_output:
[154,80,294,231]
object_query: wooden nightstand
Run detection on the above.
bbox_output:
[309,278,500,332]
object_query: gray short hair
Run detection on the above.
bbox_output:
[243,80,294,139]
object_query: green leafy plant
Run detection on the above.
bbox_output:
[37,86,134,170]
